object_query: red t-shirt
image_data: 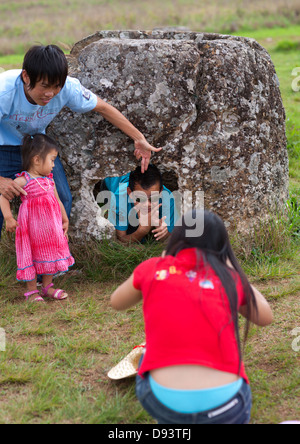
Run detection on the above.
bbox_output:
[133,248,249,384]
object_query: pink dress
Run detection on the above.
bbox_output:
[16,172,75,282]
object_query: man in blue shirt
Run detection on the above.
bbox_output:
[102,165,179,243]
[0,44,160,238]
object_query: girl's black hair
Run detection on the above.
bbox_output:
[22,45,68,89]
[165,209,258,371]
[129,164,163,191]
[21,134,60,171]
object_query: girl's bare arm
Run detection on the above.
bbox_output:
[111,274,142,310]
[239,285,273,327]
[0,176,26,232]
[53,184,69,236]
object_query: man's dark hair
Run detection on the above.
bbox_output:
[129,165,163,191]
[22,45,68,89]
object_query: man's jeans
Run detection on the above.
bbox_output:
[0,145,72,238]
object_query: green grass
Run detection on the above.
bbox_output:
[0,5,300,424]
[0,240,299,424]
[73,238,164,283]
[0,236,153,424]
[0,54,24,71]
[0,202,299,424]
[232,26,300,183]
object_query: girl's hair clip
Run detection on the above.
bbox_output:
[30,135,34,140]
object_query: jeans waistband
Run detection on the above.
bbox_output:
[136,371,252,424]
[0,145,21,150]
[149,375,243,414]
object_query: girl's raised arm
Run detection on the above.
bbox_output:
[239,285,273,327]
[111,274,143,311]
[226,257,273,327]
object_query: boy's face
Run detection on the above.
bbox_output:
[22,70,62,106]
[128,182,162,214]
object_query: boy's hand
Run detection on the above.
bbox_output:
[137,202,161,233]
[5,217,19,233]
[152,216,169,241]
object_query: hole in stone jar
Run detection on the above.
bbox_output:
[92,169,180,225]
[93,180,104,200]
[160,170,179,192]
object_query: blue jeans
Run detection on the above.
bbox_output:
[0,145,72,238]
[136,372,252,424]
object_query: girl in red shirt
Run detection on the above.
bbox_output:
[111,210,273,424]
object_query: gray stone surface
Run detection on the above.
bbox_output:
[48,30,289,240]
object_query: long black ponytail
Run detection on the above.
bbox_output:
[165,210,258,368]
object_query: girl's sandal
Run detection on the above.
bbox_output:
[25,290,45,303]
[41,283,68,300]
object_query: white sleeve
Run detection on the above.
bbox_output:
[64,77,98,113]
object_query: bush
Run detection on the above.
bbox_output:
[275,40,300,52]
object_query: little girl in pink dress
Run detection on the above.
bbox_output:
[0,134,74,302]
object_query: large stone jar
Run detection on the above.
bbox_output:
[48,30,289,240]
